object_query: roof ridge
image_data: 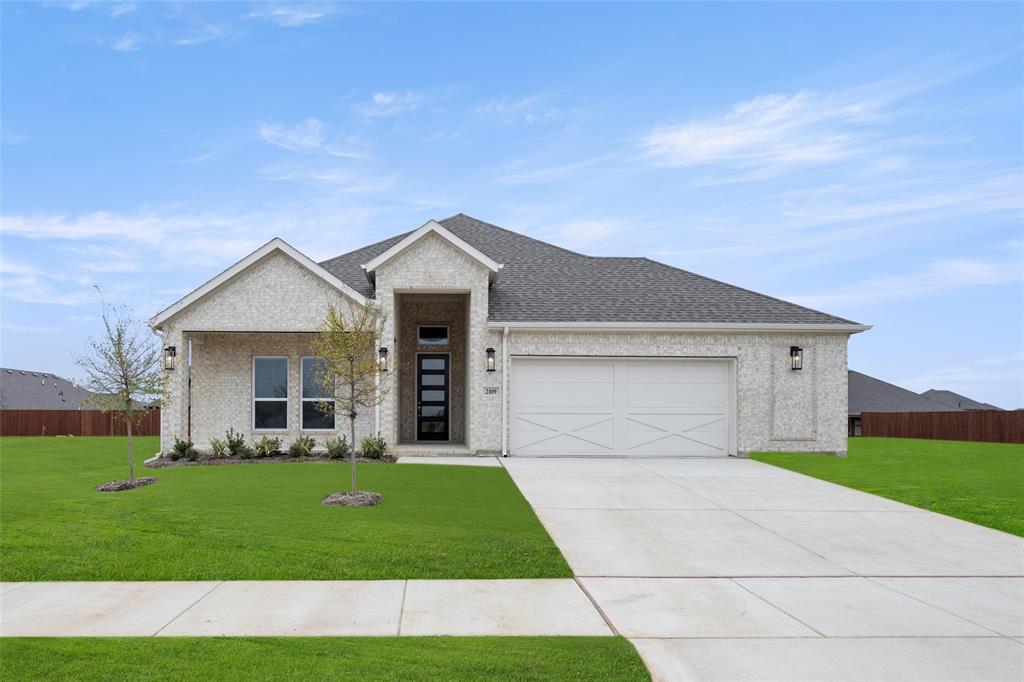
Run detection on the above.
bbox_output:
[637,257,861,326]
[318,230,411,267]
[441,213,591,260]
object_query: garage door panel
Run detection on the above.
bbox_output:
[511,358,734,457]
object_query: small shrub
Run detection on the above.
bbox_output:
[209,437,227,459]
[325,435,350,459]
[224,427,246,457]
[172,436,197,461]
[237,443,256,459]
[288,435,316,457]
[359,434,388,459]
[253,435,282,458]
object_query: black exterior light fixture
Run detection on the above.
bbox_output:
[163,346,177,371]
[486,347,496,372]
[378,347,389,372]
[790,346,803,371]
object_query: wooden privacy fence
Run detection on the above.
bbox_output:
[0,410,161,437]
[861,410,1024,444]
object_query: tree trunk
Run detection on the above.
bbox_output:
[349,358,357,494]
[126,412,135,482]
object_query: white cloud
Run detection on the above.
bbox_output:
[354,91,421,119]
[641,88,892,180]
[259,118,325,151]
[475,94,575,125]
[243,4,342,28]
[110,31,144,52]
[108,3,136,18]
[261,164,394,192]
[4,323,64,334]
[174,24,226,46]
[789,256,1024,308]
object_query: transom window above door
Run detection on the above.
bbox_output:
[417,326,449,345]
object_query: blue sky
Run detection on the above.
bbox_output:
[2,2,1022,407]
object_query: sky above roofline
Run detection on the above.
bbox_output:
[1,2,1021,407]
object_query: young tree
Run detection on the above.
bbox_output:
[74,297,162,482]
[311,300,390,495]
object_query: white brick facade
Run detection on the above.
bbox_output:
[155,234,854,457]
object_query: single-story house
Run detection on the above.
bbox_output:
[150,214,869,457]
[847,370,959,436]
[919,389,1003,412]
[0,368,98,410]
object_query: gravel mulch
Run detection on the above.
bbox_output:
[96,477,157,493]
[147,454,397,468]
[322,491,383,507]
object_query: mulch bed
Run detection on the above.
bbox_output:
[322,491,383,507]
[96,477,157,493]
[147,454,396,468]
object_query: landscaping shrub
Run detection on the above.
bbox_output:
[325,435,350,459]
[252,436,283,458]
[224,428,247,457]
[171,436,197,461]
[359,434,388,459]
[237,443,256,460]
[289,435,316,457]
[209,438,227,459]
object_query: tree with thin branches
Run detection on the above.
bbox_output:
[74,294,162,484]
[311,300,390,497]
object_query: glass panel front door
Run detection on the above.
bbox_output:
[417,354,449,441]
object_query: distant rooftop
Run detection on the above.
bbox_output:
[0,367,96,410]
[920,389,1003,411]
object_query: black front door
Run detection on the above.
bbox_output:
[417,354,449,441]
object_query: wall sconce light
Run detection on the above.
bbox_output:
[790,346,803,371]
[378,347,389,372]
[486,347,496,372]
[163,346,177,371]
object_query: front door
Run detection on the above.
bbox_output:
[417,354,449,441]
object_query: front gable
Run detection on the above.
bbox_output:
[362,220,502,285]
[151,238,366,333]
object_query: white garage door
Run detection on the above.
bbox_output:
[510,357,733,457]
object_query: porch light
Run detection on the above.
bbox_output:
[486,347,496,372]
[378,347,389,372]
[163,346,177,371]
[790,346,803,371]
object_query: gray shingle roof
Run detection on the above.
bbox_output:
[848,370,960,415]
[0,368,97,410]
[320,213,861,326]
[920,389,1002,411]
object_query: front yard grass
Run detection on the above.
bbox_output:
[0,436,571,580]
[752,437,1024,537]
[0,637,650,681]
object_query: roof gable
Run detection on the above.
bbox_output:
[361,220,502,284]
[150,238,367,329]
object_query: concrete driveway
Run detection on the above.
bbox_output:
[503,457,1024,682]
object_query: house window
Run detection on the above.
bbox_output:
[302,357,335,430]
[253,357,288,430]
[417,325,449,345]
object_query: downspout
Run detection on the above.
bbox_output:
[501,326,509,457]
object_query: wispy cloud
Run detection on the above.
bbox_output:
[354,91,422,119]
[110,31,144,52]
[261,164,394,192]
[898,353,1023,409]
[556,219,622,246]
[260,118,325,151]
[789,255,1023,308]
[475,94,575,125]
[174,24,227,46]
[495,154,614,185]
[243,3,343,28]
[108,3,136,18]
[4,323,64,334]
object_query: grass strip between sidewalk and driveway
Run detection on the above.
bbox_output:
[0,637,651,681]
[0,436,571,580]
[752,437,1024,537]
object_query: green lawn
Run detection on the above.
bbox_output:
[0,436,571,580]
[0,637,650,682]
[752,437,1024,536]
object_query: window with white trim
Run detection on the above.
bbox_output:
[302,357,335,430]
[253,357,288,430]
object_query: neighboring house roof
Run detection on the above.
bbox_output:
[0,368,97,410]
[920,389,1003,411]
[848,370,960,415]
[321,213,866,328]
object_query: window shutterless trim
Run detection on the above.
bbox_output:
[253,356,288,431]
[301,356,336,432]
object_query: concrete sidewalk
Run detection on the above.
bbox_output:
[0,579,611,637]
[503,457,1024,682]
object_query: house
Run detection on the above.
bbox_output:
[150,214,869,458]
[920,389,1003,412]
[0,368,97,410]
[847,370,959,436]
